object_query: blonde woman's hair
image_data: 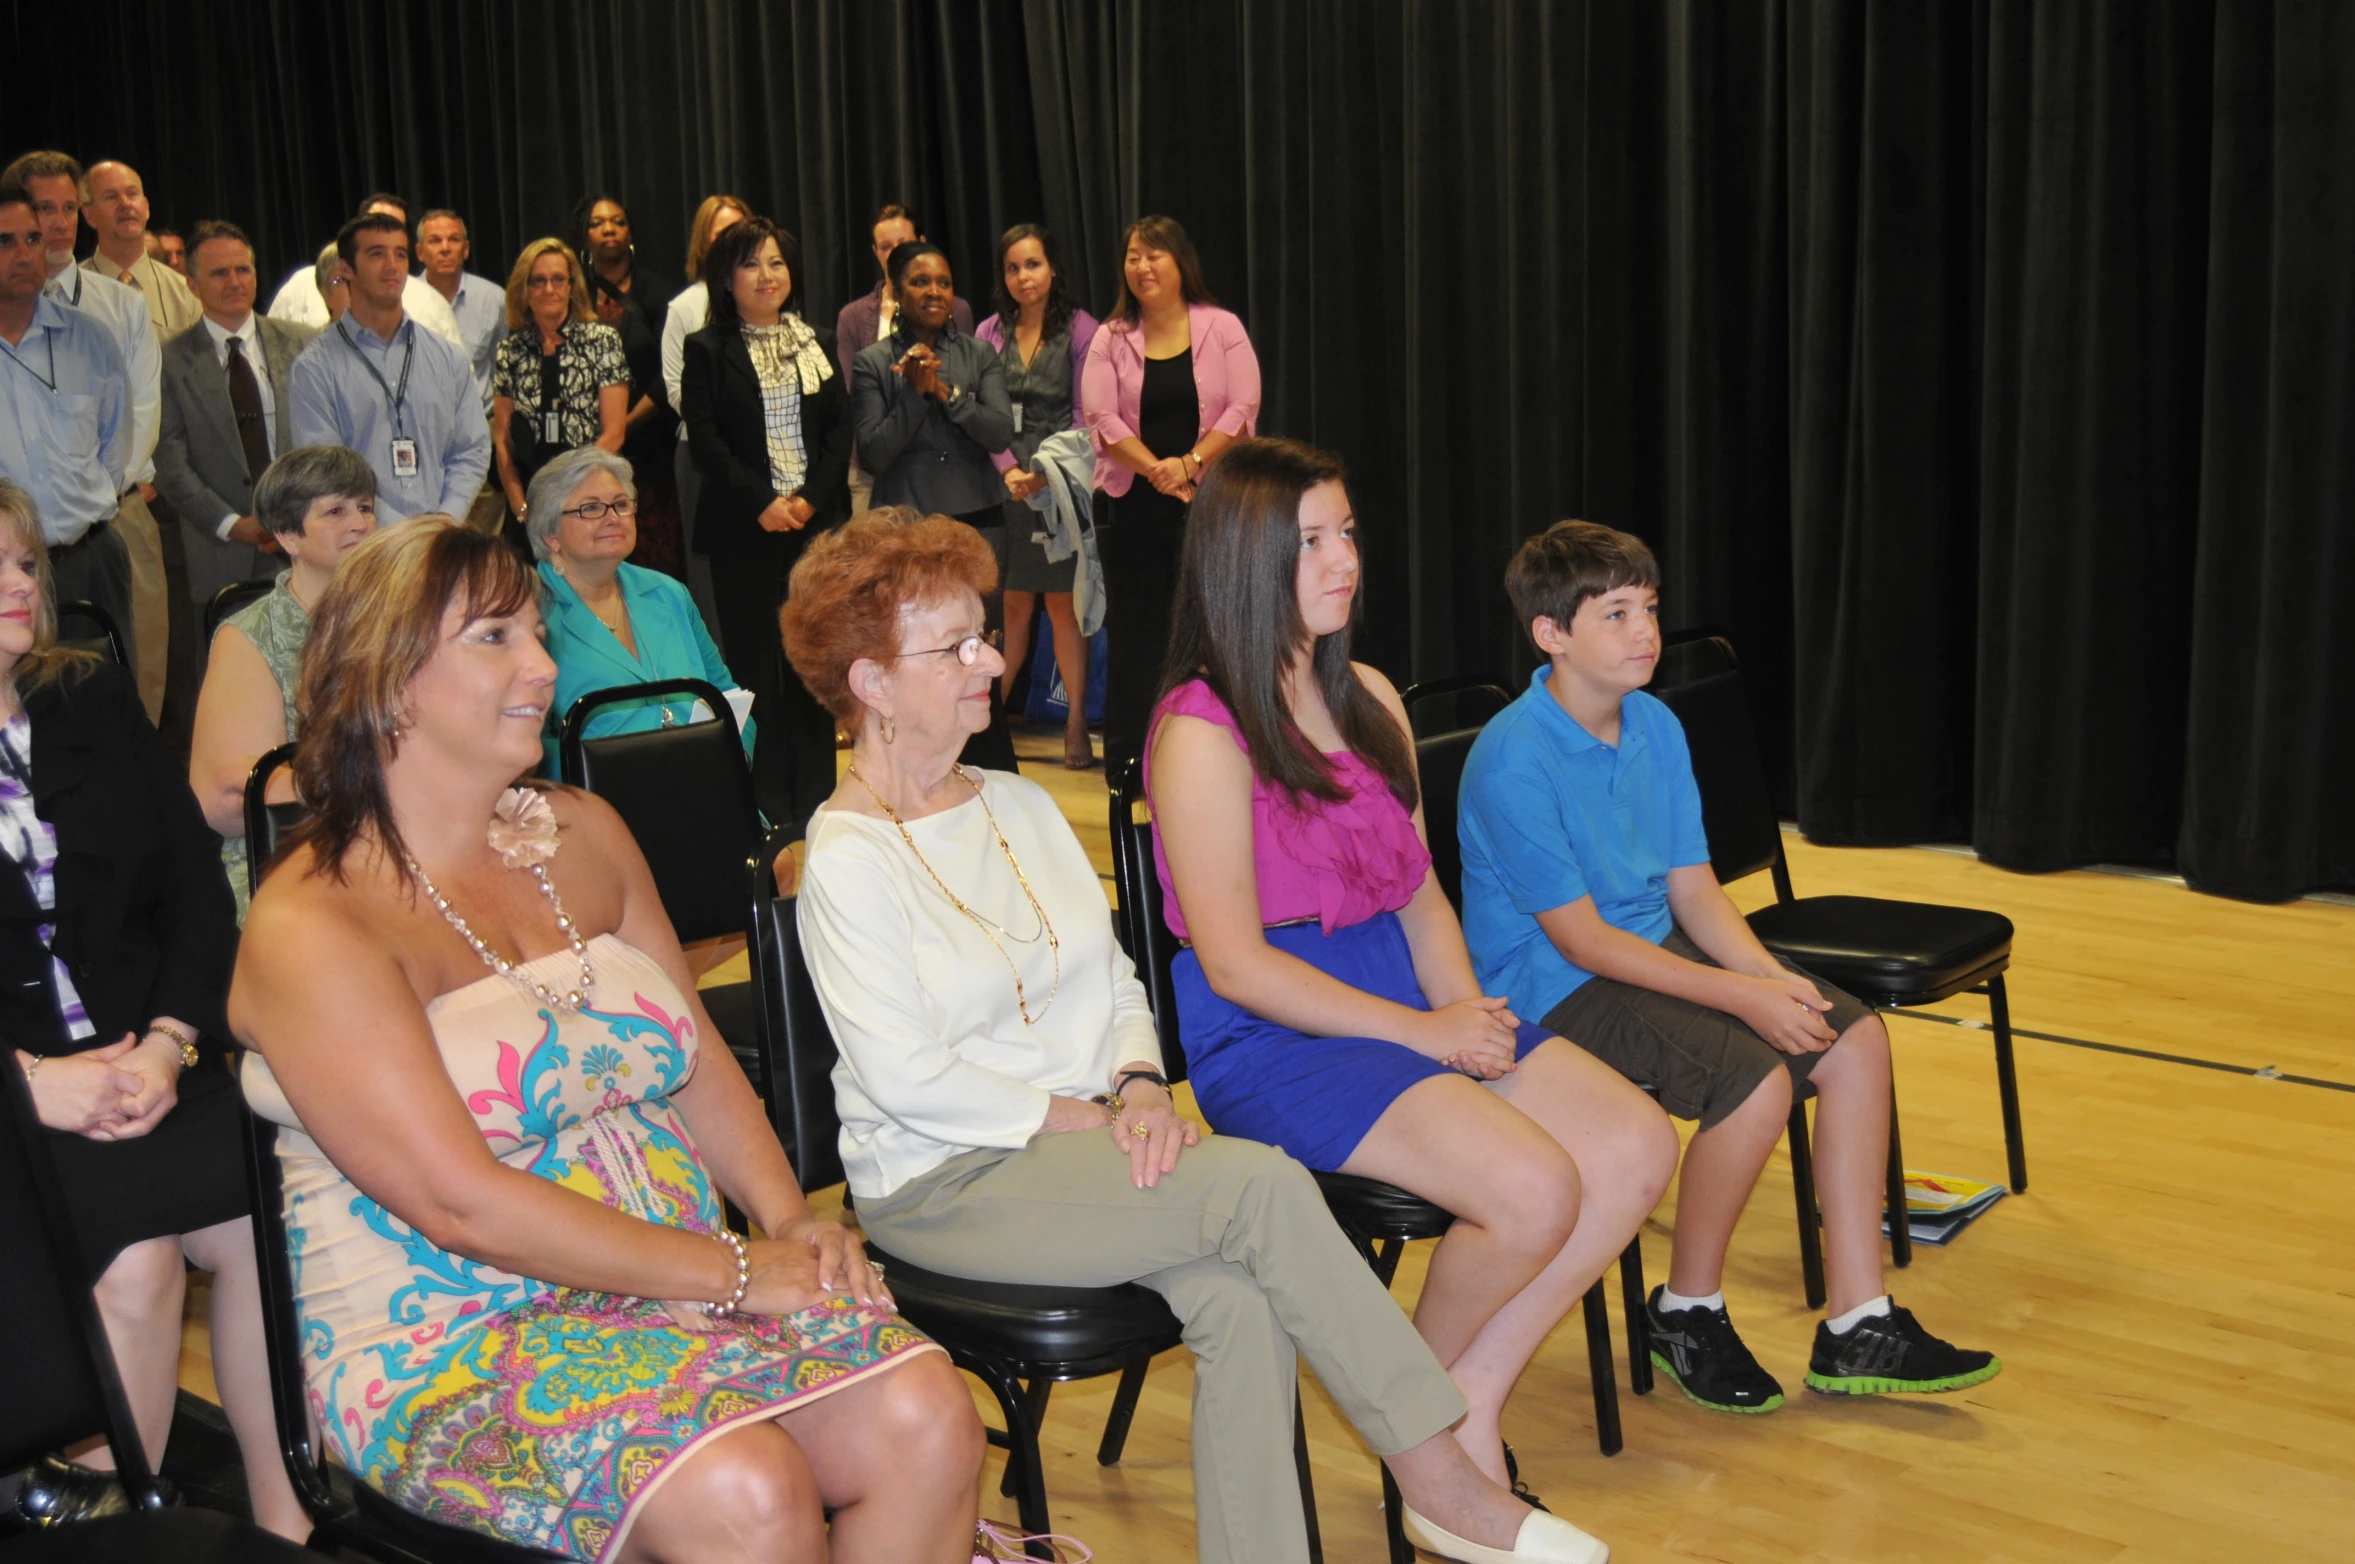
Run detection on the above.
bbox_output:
[0,480,101,701]
[683,194,751,283]
[502,237,595,332]
[277,518,538,889]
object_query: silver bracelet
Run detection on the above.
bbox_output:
[700,1229,750,1319]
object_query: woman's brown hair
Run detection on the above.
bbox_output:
[1105,215,1218,329]
[279,519,539,889]
[0,482,101,701]
[1155,438,1416,809]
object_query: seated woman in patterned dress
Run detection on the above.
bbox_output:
[230,517,983,1563]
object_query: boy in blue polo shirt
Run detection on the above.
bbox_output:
[1458,520,1997,1412]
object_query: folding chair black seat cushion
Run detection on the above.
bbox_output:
[1747,896,2013,1003]
[0,1508,333,1562]
[1314,1171,1453,1243]
[862,1244,1186,1374]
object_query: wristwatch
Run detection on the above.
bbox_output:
[1090,1091,1128,1115]
[147,1021,199,1071]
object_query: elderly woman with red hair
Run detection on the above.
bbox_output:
[780,510,1595,1564]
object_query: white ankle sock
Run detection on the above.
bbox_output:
[1657,1286,1725,1314]
[1825,1295,1892,1334]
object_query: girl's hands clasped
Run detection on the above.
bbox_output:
[1415,996,1522,1081]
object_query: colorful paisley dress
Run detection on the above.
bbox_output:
[241,934,940,1560]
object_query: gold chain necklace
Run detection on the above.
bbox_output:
[846,761,1061,1025]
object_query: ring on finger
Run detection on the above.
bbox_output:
[1130,1121,1151,1139]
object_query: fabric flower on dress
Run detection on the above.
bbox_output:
[487,787,561,869]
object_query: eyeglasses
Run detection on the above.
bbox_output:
[561,497,637,521]
[527,275,572,291]
[900,629,1001,666]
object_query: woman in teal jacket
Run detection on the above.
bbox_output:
[527,446,755,778]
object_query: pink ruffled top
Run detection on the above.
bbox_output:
[1145,679,1432,940]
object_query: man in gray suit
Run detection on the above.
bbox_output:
[155,220,316,610]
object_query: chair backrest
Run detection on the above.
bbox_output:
[747,847,847,1194]
[1399,674,1513,739]
[244,742,304,902]
[1414,724,1488,908]
[207,578,277,642]
[1107,758,1187,1082]
[1650,631,1793,900]
[0,1056,165,1500]
[560,679,761,944]
[56,598,127,667]
[237,1089,343,1521]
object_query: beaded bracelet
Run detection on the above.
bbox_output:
[701,1229,751,1320]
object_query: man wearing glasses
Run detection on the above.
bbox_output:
[287,212,488,527]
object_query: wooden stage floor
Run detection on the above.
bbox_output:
[184,728,2355,1561]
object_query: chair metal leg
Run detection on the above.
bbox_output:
[1619,1231,1652,1394]
[1380,1461,1415,1564]
[1581,1278,1622,1456]
[1000,1377,1055,1499]
[1989,975,2028,1193]
[1785,1102,1827,1309]
[976,1362,1057,1558]
[1372,1236,1406,1288]
[1293,1391,1324,1564]
[1885,1084,1912,1270]
[1097,1358,1148,1466]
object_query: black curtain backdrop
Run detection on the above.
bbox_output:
[5,0,2346,901]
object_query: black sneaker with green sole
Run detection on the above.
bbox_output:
[1805,1302,2001,1395]
[1644,1286,1787,1413]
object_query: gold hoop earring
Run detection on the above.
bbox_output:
[880,715,896,745]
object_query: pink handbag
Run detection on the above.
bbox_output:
[974,1517,1094,1561]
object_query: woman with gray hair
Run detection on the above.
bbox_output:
[189,445,379,920]
[312,240,351,327]
[530,444,752,778]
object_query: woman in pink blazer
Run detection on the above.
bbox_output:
[1079,216,1260,762]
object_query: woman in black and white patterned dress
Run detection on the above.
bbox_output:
[491,238,629,527]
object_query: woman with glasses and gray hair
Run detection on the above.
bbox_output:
[527,445,751,780]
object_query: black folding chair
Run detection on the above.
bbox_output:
[1397,674,1514,740]
[744,842,1325,1562]
[204,579,276,643]
[241,744,302,904]
[1653,631,2028,1303]
[56,599,127,667]
[236,1095,569,1563]
[1113,758,1624,1564]
[559,679,766,1132]
[0,1054,332,1562]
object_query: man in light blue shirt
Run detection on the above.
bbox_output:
[287,212,489,526]
[416,209,508,538]
[0,185,135,645]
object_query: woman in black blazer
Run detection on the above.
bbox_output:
[680,216,851,825]
[0,486,303,1537]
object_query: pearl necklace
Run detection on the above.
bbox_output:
[408,855,597,1012]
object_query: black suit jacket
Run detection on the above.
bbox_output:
[680,320,852,562]
[0,666,235,1055]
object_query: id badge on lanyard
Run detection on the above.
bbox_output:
[390,438,420,478]
[543,409,563,446]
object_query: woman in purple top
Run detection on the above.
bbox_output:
[974,224,1100,770]
[1080,216,1260,765]
[1147,439,1676,1556]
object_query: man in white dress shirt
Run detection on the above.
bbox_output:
[415,208,507,536]
[267,193,464,352]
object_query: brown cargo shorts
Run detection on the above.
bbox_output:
[1539,925,1875,1129]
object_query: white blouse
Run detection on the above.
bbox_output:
[798,769,1161,1200]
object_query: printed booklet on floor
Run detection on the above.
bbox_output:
[1882,1170,2008,1246]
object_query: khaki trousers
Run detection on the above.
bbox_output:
[114,489,168,723]
[858,1132,1466,1564]
[464,482,508,538]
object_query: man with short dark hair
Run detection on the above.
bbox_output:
[155,220,317,606]
[81,159,200,338]
[834,201,971,514]
[287,212,488,525]
[152,226,186,274]
[0,184,135,655]
[267,192,463,350]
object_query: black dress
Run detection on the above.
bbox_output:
[1099,348,1198,763]
[0,664,244,1280]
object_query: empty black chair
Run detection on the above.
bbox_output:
[1112,758,1621,1564]
[242,743,303,903]
[237,1096,569,1562]
[204,578,276,642]
[0,1050,331,1563]
[56,599,127,666]
[1398,674,1514,739]
[1653,631,2028,1298]
[559,678,765,1121]
[744,843,1323,1562]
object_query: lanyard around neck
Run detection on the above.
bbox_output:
[336,319,415,434]
[0,330,57,393]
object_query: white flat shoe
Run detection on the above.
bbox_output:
[1401,1503,1609,1564]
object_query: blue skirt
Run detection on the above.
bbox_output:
[1173,911,1550,1172]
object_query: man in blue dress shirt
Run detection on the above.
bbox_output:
[287,212,489,527]
[416,209,509,539]
[0,184,134,643]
